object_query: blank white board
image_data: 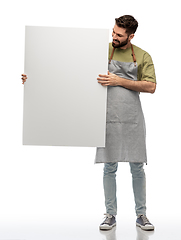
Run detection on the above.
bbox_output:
[23,26,109,147]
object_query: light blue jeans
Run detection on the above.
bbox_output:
[103,162,146,216]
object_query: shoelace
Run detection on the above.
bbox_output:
[102,213,113,224]
[140,215,150,225]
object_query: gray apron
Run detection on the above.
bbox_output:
[95,45,147,163]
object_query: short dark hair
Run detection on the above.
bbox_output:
[115,15,138,35]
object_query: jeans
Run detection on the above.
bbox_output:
[103,162,146,216]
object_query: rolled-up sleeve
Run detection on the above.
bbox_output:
[141,53,156,83]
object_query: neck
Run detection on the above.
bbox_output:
[120,41,132,50]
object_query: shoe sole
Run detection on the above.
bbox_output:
[136,222,154,231]
[99,222,116,230]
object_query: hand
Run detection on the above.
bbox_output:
[97,71,120,86]
[21,74,27,84]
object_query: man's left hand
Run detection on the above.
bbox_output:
[97,71,121,86]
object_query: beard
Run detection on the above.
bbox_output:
[112,36,129,48]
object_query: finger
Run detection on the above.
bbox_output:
[98,74,109,78]
[98,81,110,85]
[108,71,114,76]
[21,74,27,77]
[97,77,109,81]
[98,80,109,83]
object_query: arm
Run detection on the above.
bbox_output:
[97,71,156,94]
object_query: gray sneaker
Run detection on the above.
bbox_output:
[99,214,116,230]
[136,214,154,231]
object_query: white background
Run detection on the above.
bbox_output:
[0,0,181,238]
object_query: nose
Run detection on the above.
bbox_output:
[112,32,116,37]
[112,32,118,41]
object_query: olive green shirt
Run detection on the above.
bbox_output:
[109,43,156,83]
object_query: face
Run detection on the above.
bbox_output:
[112,25,134,48]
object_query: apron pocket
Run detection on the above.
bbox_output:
[107,101,138,124]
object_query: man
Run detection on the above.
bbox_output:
[22,15,156,231]
[96,15,156,231]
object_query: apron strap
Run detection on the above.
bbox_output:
[131,44,137,66]
[109,47,115,64]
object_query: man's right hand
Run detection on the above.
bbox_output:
[21,74,27,84]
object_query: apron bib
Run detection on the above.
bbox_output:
[95,45,147,163]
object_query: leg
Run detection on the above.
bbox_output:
[103,162,118,215]
[129,162,146,216]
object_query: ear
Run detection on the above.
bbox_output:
[129,34,134,41]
